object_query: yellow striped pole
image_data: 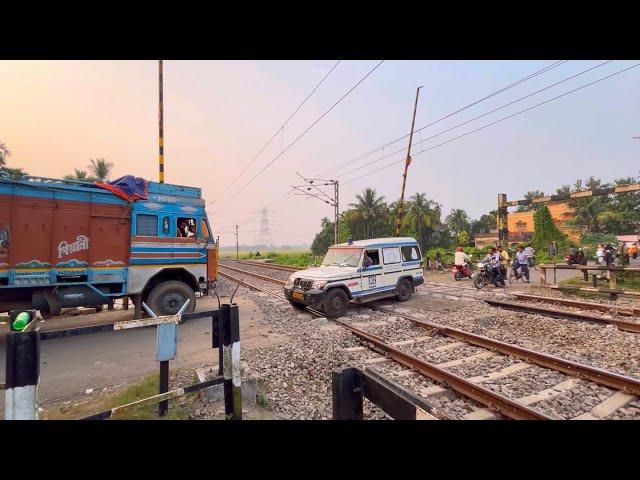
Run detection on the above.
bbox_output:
[158,60,164,183]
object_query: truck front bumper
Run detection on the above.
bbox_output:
[283,286,325,309]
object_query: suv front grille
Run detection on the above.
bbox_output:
[293,278,314,290]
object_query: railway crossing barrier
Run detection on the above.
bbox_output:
[539,263,640,300]
[332,366,437,420]
[3,303,242,420]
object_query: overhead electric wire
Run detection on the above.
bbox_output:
[336,60,613,180]
[226,60,385,200]
[341,61,640,185]
[316,60,569,178]
[222,60,342,194]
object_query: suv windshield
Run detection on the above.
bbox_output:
[322,247,363,267]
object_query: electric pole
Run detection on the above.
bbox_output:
[158,60,165,183]
[235,225,239,261]
[395,86,422,236]
[292,173,340,244]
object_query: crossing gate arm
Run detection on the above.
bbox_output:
[332,366,438,420]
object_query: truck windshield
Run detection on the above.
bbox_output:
[322,247,363,267]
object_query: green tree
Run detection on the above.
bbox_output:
[531,205,571,256]
[348,188,389,239]
[64,169,91,181]
[570,197,604,233]
[310,217,335,256]
[0,140,10,168]
[445,208,471,238]
[517,190,545,212]
[403,193,438,251]
[471,210,497,235]
[457,230,470,246]
[3,167,28,180]
[88,158,114,182]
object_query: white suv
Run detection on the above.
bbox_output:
[283,237,424,317]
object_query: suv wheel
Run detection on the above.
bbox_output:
[323,288,348,318]
[396,278,413,302]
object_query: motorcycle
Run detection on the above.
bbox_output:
[473,260,505,289]
[565,247,587,265]
[452,258,473,281]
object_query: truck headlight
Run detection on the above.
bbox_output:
[312,280,327,290]
[285,276,294,288]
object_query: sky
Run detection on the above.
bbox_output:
[1,60,639,247]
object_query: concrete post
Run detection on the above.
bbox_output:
[5,329,40,420]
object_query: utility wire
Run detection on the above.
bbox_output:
[342,62,640,185]
[336,60,613,179]
[226,60,385,200]
[316,60,568,178]
[223,60,342,194]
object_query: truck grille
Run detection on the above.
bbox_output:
[293,278,314,290]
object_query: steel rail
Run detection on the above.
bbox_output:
[221,259,299,273]
[217,269,550,419]
[220,263,640,401]
[511,293,639,317]
[485,298,640,334]
[372,306,640,396]
[218,264,289,286]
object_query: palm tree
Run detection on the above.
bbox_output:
[445,208,471,238]
[4,167,28,180]
[349,188,389,238]
[404,193,442,250]
[0,140,10,168]
[64,169,91,181]
[571,197,603,233]
[88,158,114,182]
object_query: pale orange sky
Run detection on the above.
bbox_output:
[2,60,638,247]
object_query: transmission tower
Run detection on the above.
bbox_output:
[256,208,274,248]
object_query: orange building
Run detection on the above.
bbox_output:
[475,202,580,248]
[508,201,580,242]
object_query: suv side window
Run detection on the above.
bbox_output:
[382,247,401,264]
[363,249,380,267]
[401,245,421,262]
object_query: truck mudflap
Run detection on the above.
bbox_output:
[413,276,424,287]
[283,287,324,309]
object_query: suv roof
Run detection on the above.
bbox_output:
[333,237,419,248]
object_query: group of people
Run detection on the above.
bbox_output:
[454,244,535,286]
[595,243,617,267]
[482,245,534,286]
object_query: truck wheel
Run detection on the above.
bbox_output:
[323,288,348,318]
[146,281,196,316]
[396,278,413,302]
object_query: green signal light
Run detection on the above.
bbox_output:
[11,311,34,331]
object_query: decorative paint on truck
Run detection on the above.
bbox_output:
[0,176,217,317]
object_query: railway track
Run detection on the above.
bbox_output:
[216,262,640,420]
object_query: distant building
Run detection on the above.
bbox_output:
[474,201,580,248]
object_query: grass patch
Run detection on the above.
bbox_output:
[257,393,269,408]
[41,374,194,420]
[560,272,640,292]
[221,250,317,268]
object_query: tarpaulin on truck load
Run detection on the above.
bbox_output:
[94,175,148,202]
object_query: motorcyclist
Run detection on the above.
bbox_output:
[497,245,509,278]
[454,246,471,277]
[513,245,530,282]
[482,247,505,286]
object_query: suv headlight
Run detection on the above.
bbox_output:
[285,275,294,288]
[312,280,327,290]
